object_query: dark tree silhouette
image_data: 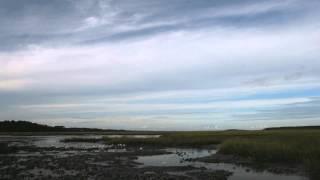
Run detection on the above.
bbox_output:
[0,120,123,132]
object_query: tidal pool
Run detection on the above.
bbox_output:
[0,135,106,149]
[0,136,309,180]
[0,134,160,149]
[136,148,308,180]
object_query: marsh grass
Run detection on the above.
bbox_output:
[304,157,320,180]
[220,139,302,162]
[217,130,320,179]
[219,130,320,162]
[62,137,103,143]
[62,129,320,179]
[103,135,221,147]
[103,129,320,179]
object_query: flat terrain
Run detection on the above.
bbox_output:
[1,127,319,180]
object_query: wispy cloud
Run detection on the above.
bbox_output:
[0,0,319,129]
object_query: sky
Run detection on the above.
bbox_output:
[0,0,320,130]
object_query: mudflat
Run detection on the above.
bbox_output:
[0,134,310,180]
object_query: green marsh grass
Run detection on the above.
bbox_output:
[62,128,320,179]
[219,130,320,162]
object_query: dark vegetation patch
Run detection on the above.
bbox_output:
[217,130,320,158]
[0,143,21,154]
[0,143,10,154]
[217,130,320,180]
[265,126,320,130]
[61,137,104,143]
[187,170,233,180]
[0,120,124,132]
[304,158,320,180]
[103,135,220,148]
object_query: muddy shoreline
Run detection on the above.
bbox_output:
[0,136,308,180]
[196,153,306,176]
[0,145,232,180]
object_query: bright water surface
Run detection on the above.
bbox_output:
[136,148,308,180]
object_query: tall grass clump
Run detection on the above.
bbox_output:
[303,149,320,180]
[219,138,301,162]
[218,130,320,180]
[304,158,320,180]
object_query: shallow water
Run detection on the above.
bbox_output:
[0,136,309,180]
[0,135,106,149]
[0,134,159,149]
[105,135,161,138]
[136,148,308,180]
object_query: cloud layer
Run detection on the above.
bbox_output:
[0,0,320,130]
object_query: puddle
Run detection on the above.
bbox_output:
[0,135,105,148]
[136,148,308,180]
[32,136,106,149]
[0,135,160,149]
[105,135,161,138]
[137,148,215,166]
[0,135,146,155]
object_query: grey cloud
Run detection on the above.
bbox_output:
[0,0,317,51]
[1,0,320,129]
[244,71,306,87]
[233,97,320,121]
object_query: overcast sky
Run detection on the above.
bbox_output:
[0,0,320,130]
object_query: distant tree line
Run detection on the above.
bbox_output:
[0,120,123,132]
[265,126,320,130]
